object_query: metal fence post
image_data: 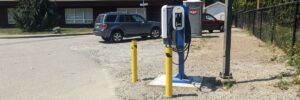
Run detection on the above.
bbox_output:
[221,0,233,79]
[271,7,276,43]
[260,9,263,39]
[253,11,256,35]
[292,2,299,56]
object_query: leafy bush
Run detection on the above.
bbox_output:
[13,0,59,32]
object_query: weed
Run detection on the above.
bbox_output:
[274,79,290,90]
[216,78,236,90]
[270,55,278,61]
[288,54,300,75]
[224,82,235,89]
[292,76,300,85]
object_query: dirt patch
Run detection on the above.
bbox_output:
[72,28,299,99]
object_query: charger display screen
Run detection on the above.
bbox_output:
[175,13,182,27]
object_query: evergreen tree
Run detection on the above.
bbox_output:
[13,0,58,32]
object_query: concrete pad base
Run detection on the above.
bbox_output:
[149,75,203,88]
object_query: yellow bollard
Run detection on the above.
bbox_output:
[165,47,172,97]
[131,40,137,83]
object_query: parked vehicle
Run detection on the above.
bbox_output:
[94,12,161,42]
[202,13,224,33]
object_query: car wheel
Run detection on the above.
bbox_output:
[111,31,123,43]
[220,25,224,32]
[150,28,161,38]
[209,30,213,33]
[101,36,110,42]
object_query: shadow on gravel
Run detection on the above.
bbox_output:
[173,93,198,98]
[193,35,219,39]
[99,37,161,44]
[201,31,224,34]
[236,76,277,84]
[200,77,218,92]
[142,77,155,81]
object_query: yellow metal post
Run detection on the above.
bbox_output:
[165,47,172,97]
[131,40,137,83]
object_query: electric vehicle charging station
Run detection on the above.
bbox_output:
[150,0,203,88]
[149,0,234,97]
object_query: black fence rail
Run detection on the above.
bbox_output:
[236,1,300,56]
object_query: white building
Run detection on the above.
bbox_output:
[205,1,225,21]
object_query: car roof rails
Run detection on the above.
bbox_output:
[105,12,128,15]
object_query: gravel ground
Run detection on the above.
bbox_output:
[71,28,299,100]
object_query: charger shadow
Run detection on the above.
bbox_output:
[173,93,198,98]
[99,37,161,44]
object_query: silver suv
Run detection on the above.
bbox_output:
[94,12,161,42]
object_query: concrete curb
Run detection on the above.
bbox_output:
[0,32,93,39]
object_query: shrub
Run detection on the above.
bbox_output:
[13,0,59,32]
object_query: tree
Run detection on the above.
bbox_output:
[233,0,295,12]
[13,0,58,32]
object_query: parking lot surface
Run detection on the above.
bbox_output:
[0,36,116,100]
[1,28,299,99]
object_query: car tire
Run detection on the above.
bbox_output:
[209,30,214,33]
[220,25,224,32]
[101,36,110,42]
[150,28,161,39]
[110,31,123,43]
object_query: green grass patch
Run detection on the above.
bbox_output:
[0,28,92,35]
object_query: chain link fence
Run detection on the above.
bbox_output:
[236,1,300,58]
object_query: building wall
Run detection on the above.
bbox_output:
[0,1,164,28]
[0,1,16,27]
[0,7,8,27]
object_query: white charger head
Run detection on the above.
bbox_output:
[172,6,185,30]
[161,5,168,39]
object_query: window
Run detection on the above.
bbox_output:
[132,15,145,22]
[7,8,16,24]
[95,15,105,23]
[119,15,135,22]
[205,14,215,21]
[105,15,117,22]
[65,8,93,24]
[117,8,146,19]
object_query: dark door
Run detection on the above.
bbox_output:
[132,15,149,34]
[119,15,140,35]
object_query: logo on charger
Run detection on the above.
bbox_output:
[190,9,198,15]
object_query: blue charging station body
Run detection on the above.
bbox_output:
[174,6,191,83]
[161,5,192,83]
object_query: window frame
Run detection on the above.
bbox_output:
[117,8,146,19]
[65,8,93,24]
[7,8,16,25]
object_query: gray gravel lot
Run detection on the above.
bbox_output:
[71,28,299,100]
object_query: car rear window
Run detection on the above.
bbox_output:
[105,15,117,22]
[95,15,105,23]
